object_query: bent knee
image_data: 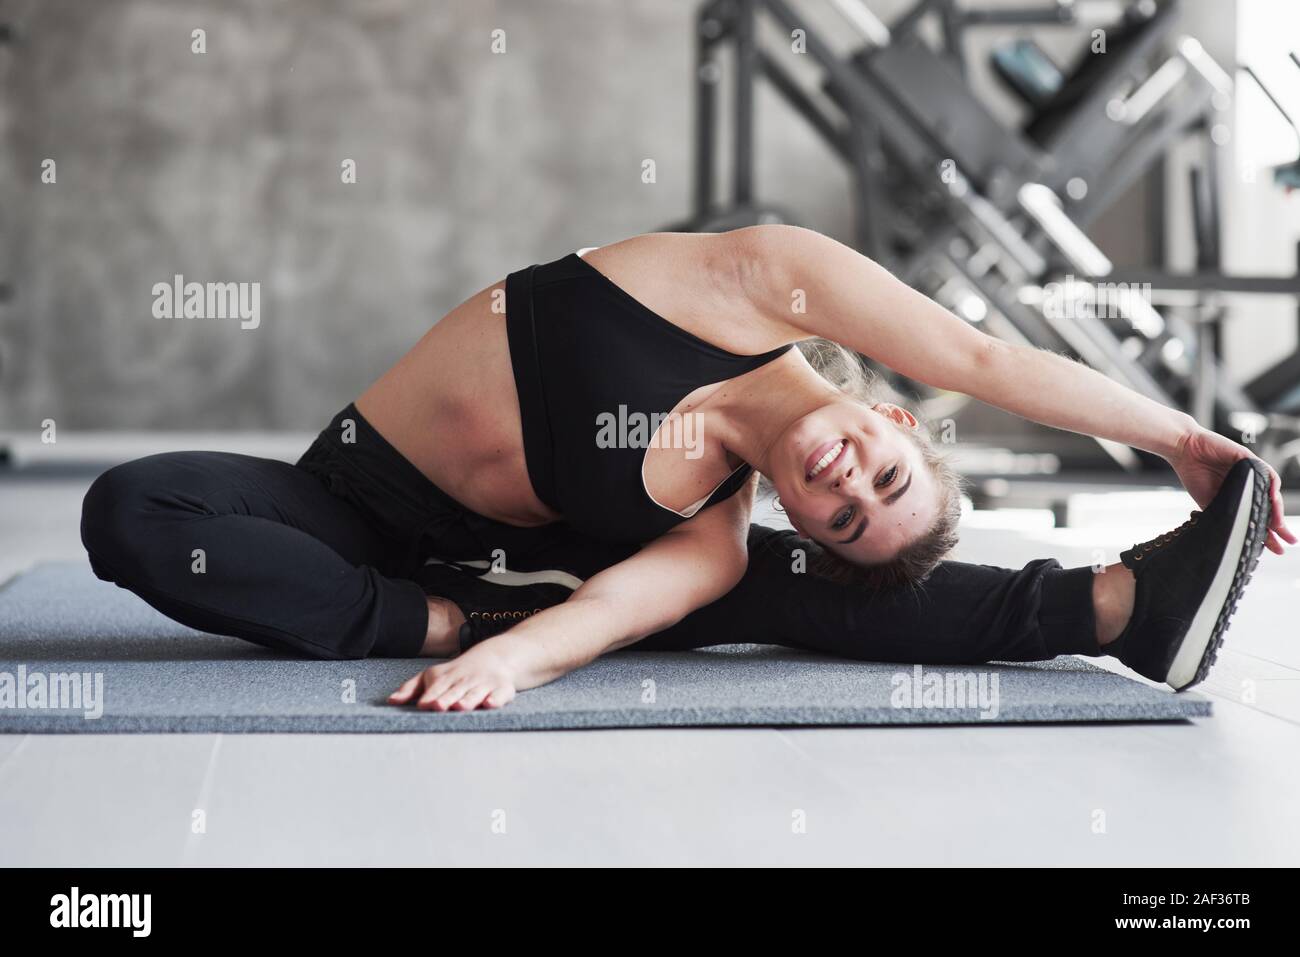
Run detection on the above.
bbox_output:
[80,453,210,574]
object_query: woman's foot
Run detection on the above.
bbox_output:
[1092,564,1135,647]
[1098,458,1271,691]
[414,559,576,654]
[421,596,466,657]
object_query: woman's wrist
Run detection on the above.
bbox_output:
[483,630,562,690]
[1163,412,1202,462]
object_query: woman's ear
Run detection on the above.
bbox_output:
[872,402,919,430]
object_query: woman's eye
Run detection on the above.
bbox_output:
[876,466,898,488]
[831,506,855,530]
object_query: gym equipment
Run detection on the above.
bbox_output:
[670,0,1300,479]
[992,39,1066,110]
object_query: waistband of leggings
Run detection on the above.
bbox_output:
[314,402,467,516]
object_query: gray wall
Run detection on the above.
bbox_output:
[0,0,856,430]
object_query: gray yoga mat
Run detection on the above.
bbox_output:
[0,562,1209,732]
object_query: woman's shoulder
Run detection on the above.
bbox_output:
[573,231,800,355]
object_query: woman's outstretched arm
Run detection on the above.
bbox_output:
[742,224,1195,454]
[387,481,752,711]
[740,224,1294,552]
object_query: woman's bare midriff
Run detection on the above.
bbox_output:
[354,233,790,529]
[355,281,562,528]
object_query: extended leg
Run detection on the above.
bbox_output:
[442,523,1102,664]
[432,463,1268,693]
[639,525,1101,663]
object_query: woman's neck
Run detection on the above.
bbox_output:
[714,356,840,478]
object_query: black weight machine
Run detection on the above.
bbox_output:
[671,0,1300,482]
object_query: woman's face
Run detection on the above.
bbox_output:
[769,399,940,564]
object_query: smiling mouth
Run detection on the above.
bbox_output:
[805,439,846,482]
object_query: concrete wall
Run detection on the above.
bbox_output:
[0,0,855,430]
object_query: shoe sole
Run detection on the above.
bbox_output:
[421,557,584,592]
[1166,461,1271,691]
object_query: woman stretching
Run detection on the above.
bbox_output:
[80,227,1293,710]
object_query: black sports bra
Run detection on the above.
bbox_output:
[504,251,792,544]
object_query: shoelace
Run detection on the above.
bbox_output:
[1128,510,1201,562]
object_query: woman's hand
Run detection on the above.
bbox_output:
[387,645,517,711]
[1169,426,1296,555]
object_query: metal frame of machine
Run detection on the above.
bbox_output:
[671,0,1300,479]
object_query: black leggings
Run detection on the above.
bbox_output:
[80,404,1101,663]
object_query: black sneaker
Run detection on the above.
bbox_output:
[1106,458,1271,691]
[414,559,576,653]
